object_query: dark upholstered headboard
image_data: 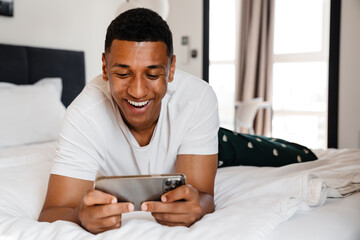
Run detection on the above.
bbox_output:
[0,43,85,107]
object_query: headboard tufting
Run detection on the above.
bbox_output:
[0,43,86,107]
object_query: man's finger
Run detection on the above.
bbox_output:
[87,218,121,235]
[152,212,194,224]
[141,201,177,213]
[87,202,135,219]
[141,200,201,215]
[83,189,117,206]
[155,218,188,227]
[103,222,122,231]
[99,215,121,228]
[161,184,198,203]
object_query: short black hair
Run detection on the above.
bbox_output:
[105,8,173,57]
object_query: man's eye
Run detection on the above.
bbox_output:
[147,74,160,79]
[116,73,130,78]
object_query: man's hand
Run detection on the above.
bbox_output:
[141,184,205,227]
[79,189,134,234]
[142,154,218,227]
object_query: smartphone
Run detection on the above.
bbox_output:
[94,174,186,211]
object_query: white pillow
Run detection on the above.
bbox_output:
[0,78,66,148]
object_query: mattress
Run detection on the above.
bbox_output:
[0,143,359,240]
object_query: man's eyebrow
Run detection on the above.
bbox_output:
[111,63,130,68]
[147,65,165,70]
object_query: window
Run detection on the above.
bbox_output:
[272,0,330,149]
[208,0,237,130]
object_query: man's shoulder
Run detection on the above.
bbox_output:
[169,70,214,103]
[67,75,113,114]
[172,69,210,89]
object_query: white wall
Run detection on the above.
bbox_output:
[338,0,360,148]
[0,0,125,82]
[0,0,203,82]
[167,0,203,78]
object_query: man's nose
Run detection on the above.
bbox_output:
[127,74,149,99]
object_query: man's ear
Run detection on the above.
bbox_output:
[102,53,109,81]
[168,55,176,83]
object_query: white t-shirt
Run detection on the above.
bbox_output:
[51,70,219,181]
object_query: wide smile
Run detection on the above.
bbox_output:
[125,99,152,115]
[127,99,150,108]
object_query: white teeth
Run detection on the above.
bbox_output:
[128,100,149,107]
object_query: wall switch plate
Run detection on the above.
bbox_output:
[181,36,189,45]
[191,49,197,58]
[181,36,190,64]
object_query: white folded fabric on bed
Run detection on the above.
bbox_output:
[266,149,360,240]
[0,145,359,240]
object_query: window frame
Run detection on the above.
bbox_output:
[271,0,331,148]
[202,0,341,148]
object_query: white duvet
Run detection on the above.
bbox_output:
[0,143,359,240]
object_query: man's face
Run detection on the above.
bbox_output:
[102,40,176,132]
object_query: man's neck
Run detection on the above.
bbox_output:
[128,123,157,147]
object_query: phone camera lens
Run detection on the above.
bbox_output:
[165,180,171,186]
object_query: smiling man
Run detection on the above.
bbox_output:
[38,8,219,234]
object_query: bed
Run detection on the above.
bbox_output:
[0,43,359,240]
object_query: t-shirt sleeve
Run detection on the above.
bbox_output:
[50,106,104,181]
[178,86,220,155]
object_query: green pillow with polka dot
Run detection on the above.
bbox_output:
[218,127,318,168]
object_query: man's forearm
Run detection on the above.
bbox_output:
[38,206,80,225]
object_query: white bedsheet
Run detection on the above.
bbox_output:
[0,144,359,240]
